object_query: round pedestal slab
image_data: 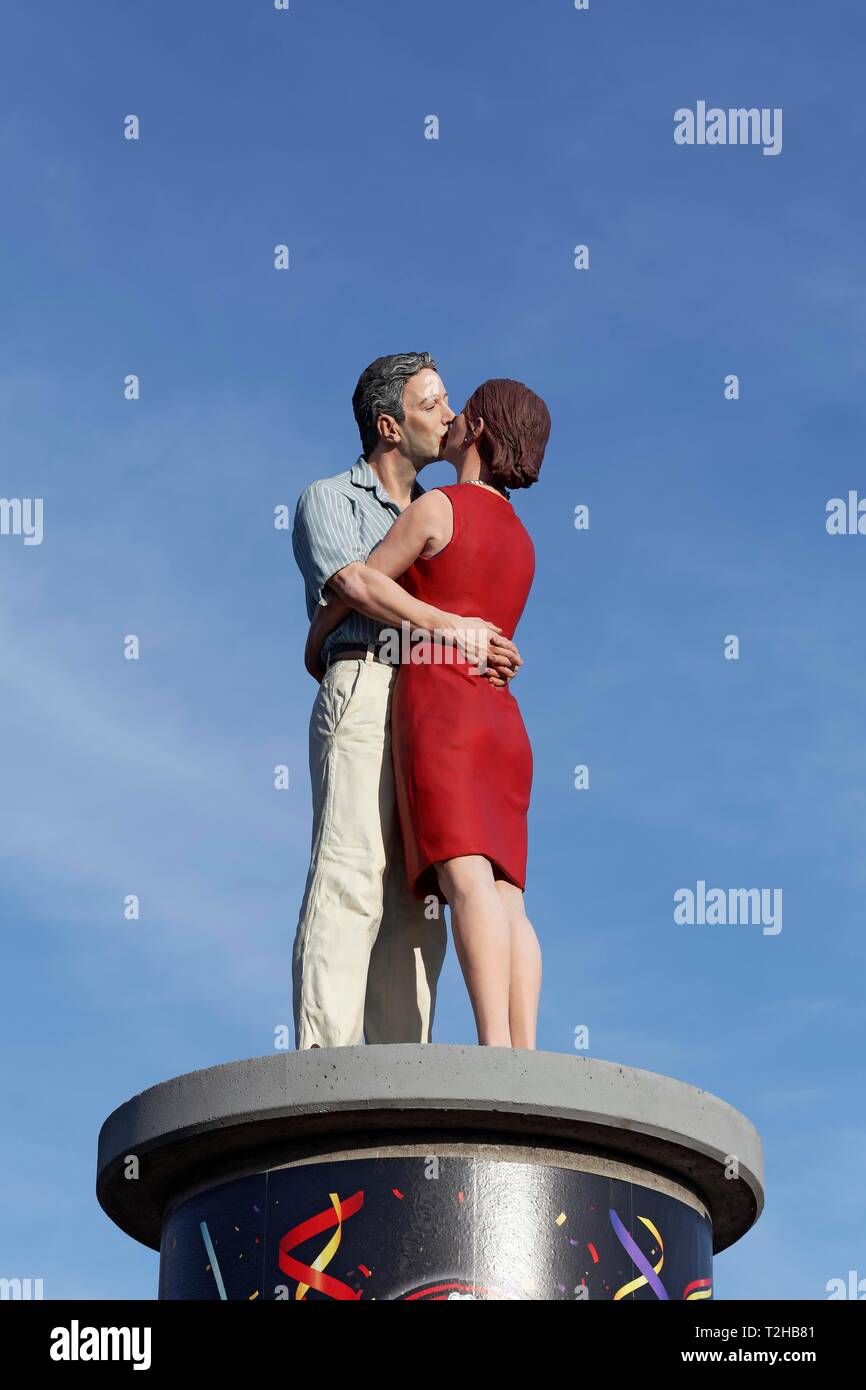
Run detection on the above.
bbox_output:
[96,1047,763,1301]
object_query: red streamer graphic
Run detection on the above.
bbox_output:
[278,1190,365,1300]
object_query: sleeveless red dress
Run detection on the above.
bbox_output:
[390,483,535,902]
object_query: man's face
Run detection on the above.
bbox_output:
[396,369,455,468]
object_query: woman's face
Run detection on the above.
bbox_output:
[440,408,472,466]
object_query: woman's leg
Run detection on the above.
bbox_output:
[435,855,512,1046]
[494,880,542,1050]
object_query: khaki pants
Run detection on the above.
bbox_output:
[292,651,448,1048]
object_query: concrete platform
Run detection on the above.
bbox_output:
[97,1046,764,1268]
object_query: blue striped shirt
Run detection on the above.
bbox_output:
[292,455,425,655]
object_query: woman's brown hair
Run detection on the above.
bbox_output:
[463,378,551,490]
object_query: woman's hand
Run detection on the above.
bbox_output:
[437,615,506,675]
[448,622,523,688]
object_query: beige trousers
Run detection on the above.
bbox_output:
[292,651,448,1048]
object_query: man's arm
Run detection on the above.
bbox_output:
[304,592,352,681]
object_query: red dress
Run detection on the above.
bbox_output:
[391,483,535,902]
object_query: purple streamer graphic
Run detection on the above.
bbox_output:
[608,1208,670,1300]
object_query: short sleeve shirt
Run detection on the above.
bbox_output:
[292,455,424,654]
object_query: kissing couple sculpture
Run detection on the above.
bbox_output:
[291,352,550,1052]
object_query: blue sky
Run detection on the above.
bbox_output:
[1,0,864,1300]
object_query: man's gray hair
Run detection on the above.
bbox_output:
[352,352,437,459]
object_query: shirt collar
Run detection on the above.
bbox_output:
[350,455,425,508]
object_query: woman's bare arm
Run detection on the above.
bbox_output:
[329,492,458,626]
[305,491,522,684]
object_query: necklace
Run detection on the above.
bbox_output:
[465,478,511,501]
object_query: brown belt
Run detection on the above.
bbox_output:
[326,642,395,668]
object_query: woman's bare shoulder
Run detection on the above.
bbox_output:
[405,487,454,526]
[406,487,455,554]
